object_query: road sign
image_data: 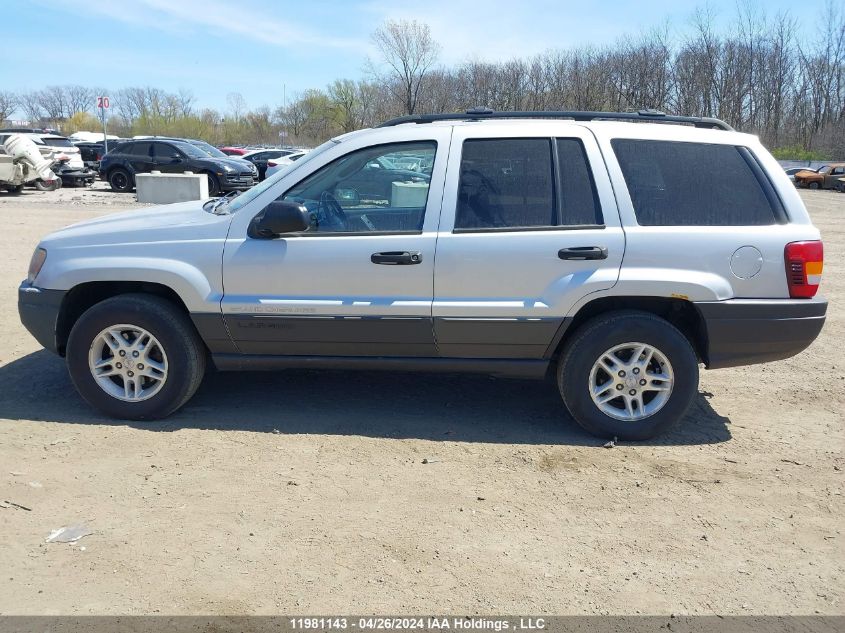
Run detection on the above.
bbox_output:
[96,96,110,109]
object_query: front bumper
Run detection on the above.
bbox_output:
[695,297,827,369]
[18,282,66,355]
[219,173,256,191]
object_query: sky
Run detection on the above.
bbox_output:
[1,0,818,118]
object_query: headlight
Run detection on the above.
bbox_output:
[27,248,47,283]
[222,164,235,172]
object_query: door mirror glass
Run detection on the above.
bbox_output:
[250,201,311,238]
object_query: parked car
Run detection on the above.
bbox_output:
[178,139,258,179]
[98,138,257,195]
[220,146,249,156]
[784,166,809,182]
[263,149,309,178]
[241,149,303,181]
[74,139,128,171]
[18,109,826,440]
[21,134,95,187]
[794,163,845,189]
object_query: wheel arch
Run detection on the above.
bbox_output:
[548,296,709,365]
[56,281,194,356]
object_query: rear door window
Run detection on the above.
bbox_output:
[125,142,152,157]
[455,138,555,229]
[611,139,778,226]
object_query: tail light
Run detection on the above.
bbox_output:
[96,152,102,160]
[267,161,277,167]
[784,241,823,298]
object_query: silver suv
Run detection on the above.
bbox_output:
[18,110,827,439]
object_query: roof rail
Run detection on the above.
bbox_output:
[376,108,734,131]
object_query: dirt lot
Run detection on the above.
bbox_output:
[0,184,842,615]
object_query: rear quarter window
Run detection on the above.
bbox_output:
[611,139,779,226]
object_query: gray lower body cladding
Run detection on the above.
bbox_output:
[694,297,827,369]
[18,284,826,378]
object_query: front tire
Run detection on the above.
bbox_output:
[205,172,221,196]
[66,294,206,420]
[557,311,699,440]
[808,181,820,190]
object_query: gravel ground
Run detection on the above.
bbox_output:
[0,184,842,615]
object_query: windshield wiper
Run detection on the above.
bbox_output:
[203,190,241,215]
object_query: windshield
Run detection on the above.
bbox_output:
[227,140,337,212]
[192,141,228,158]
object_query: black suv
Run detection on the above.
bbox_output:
[99,139,256,195]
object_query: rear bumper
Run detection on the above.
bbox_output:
[695,298,827,369]
[18,282,66,355]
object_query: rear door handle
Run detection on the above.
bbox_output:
[371,251,423,265]
[558,246,608,261]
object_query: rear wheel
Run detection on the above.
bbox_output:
[557,311,699,440]
[808,181,821,190]
[66,294,206,420]
[108,168,133,192]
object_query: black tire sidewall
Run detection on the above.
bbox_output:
[205,173,220,196]
[109,168,132,192]
[66,297,201,420]
[559,312,699,440]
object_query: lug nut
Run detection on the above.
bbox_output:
[616,384,623,390]
[629,389,636,396]
[640,379,647,386]
[132,351,139,358]
[115,362,122,369]
[137,363,144,370]
[119,350,126,357]
[618,370,626,377]
[633,367,640,374]
[127,371,134,377]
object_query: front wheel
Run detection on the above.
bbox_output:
[808,181,821,190]
[205,172,220,196]
[66,294,206,420]
[557,311,699,440]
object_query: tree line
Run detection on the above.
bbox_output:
[0,3,842,158]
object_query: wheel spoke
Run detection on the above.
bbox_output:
[596,390,619,405]
[624,396,635,418]
[104,329,125,351]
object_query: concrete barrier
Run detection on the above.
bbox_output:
[136,171,209,204]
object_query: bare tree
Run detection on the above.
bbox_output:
[0,91,18,123]
[371,19,440,115]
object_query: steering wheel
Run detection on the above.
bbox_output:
[318,191,348,231]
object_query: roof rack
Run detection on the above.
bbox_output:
[376,108,734,131]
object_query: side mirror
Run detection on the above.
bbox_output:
[249,200,311,238]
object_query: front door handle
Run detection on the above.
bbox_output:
[371,251,423,265]
[558,246,608,261]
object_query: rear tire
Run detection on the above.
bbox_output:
[808,181,820,190]
[108,168,133,192]
[557,310,699,440]
[66,294,206,420]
